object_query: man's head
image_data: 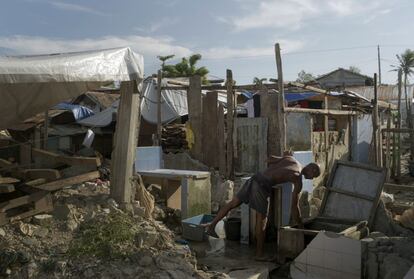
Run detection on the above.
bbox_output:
[301,163,321,179]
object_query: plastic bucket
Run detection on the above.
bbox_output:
[224,217,241,241]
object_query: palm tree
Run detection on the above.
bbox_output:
[157,54,175,69]
[253,77,267,86]
[392,49,414,128]
[162,54,209,83]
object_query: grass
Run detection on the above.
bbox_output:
[68,211,139,260]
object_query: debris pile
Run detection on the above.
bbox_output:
[0,179,216,278]
[162,124,189,152]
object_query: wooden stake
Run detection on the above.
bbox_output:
[275,43,286,155]
[226,69,234,179]
[397,70,402,177]
[218,104,226,176]
[188,75,203,161]
[372,73,379,166]
[110,81,141,209]
[386,105,391,181]
[157,70,162,146]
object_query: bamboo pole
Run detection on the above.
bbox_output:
[386,105,391,181]
[157,70,162,146]
[275,43,286,155]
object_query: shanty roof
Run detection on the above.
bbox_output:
[346,85,414,101]
[316,68,372,81]
[0,47,144,130]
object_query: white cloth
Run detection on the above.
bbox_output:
[82,129,95,148]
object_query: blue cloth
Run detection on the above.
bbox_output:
[54,103,94,120]
[284,92,318,103]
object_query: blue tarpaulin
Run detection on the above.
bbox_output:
[54,103,94,121]
[285,92,318,103]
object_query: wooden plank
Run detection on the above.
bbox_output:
[385,106,391,181]
[32,148,101,167]
[260,92,279,157]
[226,70,234,179]
[381,128,414,133]
[0,177,20,184]
[397,70,402,177]
[218,104,226,176]
[21,169,61,182]
[0,190,47,212]
[202,91,218,167]
[188,75,203,161]
[0,184,15,193]
[288,82,329,95]
[34,171,100,191]
[384,183,414,192]
[110,81,141,207]
[284,107,358,115]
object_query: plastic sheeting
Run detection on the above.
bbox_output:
[54,103,94,120]
[0,47,143,130]
[78,100,119,127]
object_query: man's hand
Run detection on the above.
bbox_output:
[283,149,293,156]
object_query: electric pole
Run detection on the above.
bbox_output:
[377,45,382,85]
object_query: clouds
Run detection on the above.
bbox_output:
[222,0,392,31]
[0,35,192,57]
[48,1,108,16]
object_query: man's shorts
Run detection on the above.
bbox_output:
[236,174,272,216]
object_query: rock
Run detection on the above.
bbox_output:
[32,214,53,226]
[102,208,110,214]
[33,227,48,238]
[0,228,5,237]
[139,256,153,267]
[106,198,119,208]
[22,237,39,246]
[133,203,146,218]
[25,262,38,278]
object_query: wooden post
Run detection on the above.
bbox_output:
[386,105,391,181]
[226,69,234,179]
[218,104,226,176]
[188,75,203,162]
[110,81,141,209]
[324,95,329,171]
[157,70,162,146]
[372,73,380,166]
[275,43,286,155]
[397,70,402,177]
[392,114,397,177]
[43,110,49,150]
[202,91,218,167]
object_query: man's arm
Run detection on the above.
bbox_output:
[291,176,303,226]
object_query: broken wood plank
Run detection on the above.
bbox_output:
[0,184,15,193]
[32,148,101,167]
[34,171,100,191]
[0,177,20,184]
[284,107,358,115]
[24,179,47,187]
[21,169,61,182]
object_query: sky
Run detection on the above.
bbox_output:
[0,0,413,84]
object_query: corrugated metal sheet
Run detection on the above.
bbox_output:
[233,117,268,173]
[347,85,414,101]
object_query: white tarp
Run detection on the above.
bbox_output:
[140,77,227,124]
[0,47,143,129]
[78,100,119,127]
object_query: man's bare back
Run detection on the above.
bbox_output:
[262,156,302,186]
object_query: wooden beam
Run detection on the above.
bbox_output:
[20,143,32,168]
[386,105,391,181]
[372,73,379,166]
[21,169,61,182]
[0,177,20,184]
[202,91,219,167]
[32,148,101,167]
[35,171,100,191]
[275,43,286,155]
[110,81,141,207]
[397,70,402,177]
[384,183,414,192]
[226,69,235,179]
[381,128,414,133]
[188,75,203,162]
[218,104,226,176]
[287,82,329,95]
[284,107,358,115]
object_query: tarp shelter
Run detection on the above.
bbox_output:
[0,47,143,130]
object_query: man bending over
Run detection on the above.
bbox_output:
[205,155,320,260]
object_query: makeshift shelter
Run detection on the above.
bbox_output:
[0,47,143,130]
[0,47,144,205]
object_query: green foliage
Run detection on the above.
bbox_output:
[296,70,315,83]
[253,77,267,86]
[68,211,138,260]
[393,49,414,78]
[157,55,175,68]
[160,53,209,84]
